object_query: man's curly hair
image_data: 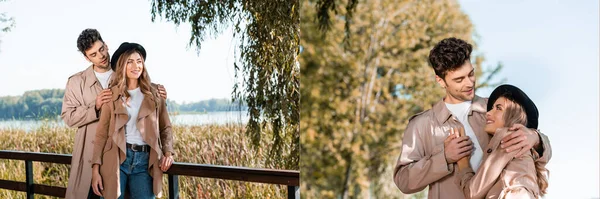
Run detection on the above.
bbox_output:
[77,28,104,56]
[428,37,473,79]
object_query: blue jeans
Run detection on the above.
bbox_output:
[119,148,155,199]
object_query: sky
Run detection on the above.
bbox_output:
[458,0,599,198]
[0,0,237,104]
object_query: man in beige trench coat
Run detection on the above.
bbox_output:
[61,29,168,199]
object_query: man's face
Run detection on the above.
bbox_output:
[84,40,110,69]
[436,61,476,103]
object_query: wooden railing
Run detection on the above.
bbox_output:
[0,150,299,199]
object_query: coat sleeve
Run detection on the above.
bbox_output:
[532,132,551,166]
[158,98,174,156]
[393,117,453,194]
[91,103,111,166]
[61,77,99,128]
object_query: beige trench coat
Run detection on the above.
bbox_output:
[455,128,550,199]
[91,85,174,199]
[61,65,105,199]
[393,95,551,199]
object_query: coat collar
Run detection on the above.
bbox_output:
[470,95,487,115]
[433,95,487,124]
[83,65,100,89]
[489,127,510,151]
[137,92,156,120]
[111,87,156,119]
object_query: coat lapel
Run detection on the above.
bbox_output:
[112,92,129,134]
[110,89,129,157]
[83,65,102,101]
[488,128,510,155]
[137,93,162,176]
[432,99,452,124]
[137,93,158,150]
[137,93,156,123]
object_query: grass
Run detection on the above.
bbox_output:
[0,123,287,199]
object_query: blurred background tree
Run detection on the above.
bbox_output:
[300,0,503,198]
[149,0,300,170]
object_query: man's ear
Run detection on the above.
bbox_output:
[84,54,91,63]
[435,75,447,89]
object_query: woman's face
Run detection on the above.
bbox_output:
[125,52,144,80]
[485,97,507,134]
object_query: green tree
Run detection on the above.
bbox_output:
[166,99,181,113]
[149,0,299,170]
[21,91,43,118]
[0,89,63,119]
[0,96,19,118]
[300,0,503,198]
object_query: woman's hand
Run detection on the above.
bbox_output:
[91,165,103,196]
[451,127,472,171]
[160,153,174,172]
[457,154,472,170]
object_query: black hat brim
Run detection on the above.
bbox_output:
[110,42,147,71]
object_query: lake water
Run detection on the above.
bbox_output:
[0,111,249,132]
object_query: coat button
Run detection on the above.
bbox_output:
[88,160,91,163]
[487,149,492,153]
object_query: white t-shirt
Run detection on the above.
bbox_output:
[124,87,147,145]
[445,101,483,171]
[93,69,113,89]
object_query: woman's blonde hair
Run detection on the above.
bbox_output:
[502,99,528,128]
[501,95,548,196]
[109,49,158,105]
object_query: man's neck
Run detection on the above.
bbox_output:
[443,95,467,104]
[93,65,110,73]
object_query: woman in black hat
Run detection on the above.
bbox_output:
[453,84,549,199]
[90,42,175,199]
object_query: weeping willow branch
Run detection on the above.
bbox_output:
[150,0,299,170]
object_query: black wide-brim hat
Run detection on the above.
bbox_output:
[110,42,147,71]
[487,84,539,129]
